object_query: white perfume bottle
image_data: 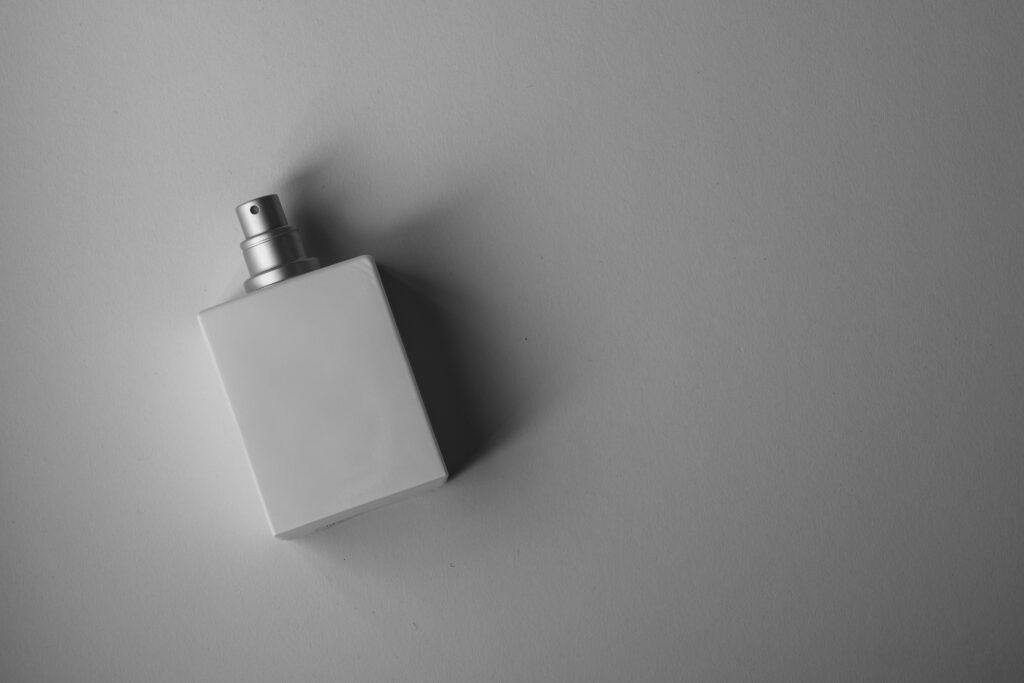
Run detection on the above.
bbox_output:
[199,194,447,538]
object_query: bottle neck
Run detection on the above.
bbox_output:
[236,195,319,292]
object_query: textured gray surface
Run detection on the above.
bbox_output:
[2,2,1023,680]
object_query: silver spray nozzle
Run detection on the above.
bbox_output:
[236,194,319,292]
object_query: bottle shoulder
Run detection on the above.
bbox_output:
[198,254,378,319]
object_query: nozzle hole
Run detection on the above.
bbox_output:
[250,206,260,215]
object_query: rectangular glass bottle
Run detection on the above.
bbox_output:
[198,195,447,538]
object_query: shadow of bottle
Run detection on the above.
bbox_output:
[377,267,489,477]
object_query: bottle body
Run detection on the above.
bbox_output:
[199,255,447,538]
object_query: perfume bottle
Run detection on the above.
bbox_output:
[199,194,447,538]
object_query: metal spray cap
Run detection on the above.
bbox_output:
[236,195,319,292]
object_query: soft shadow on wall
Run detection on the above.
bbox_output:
[281,163,526,478]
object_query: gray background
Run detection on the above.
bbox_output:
[2,2,1022,681]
